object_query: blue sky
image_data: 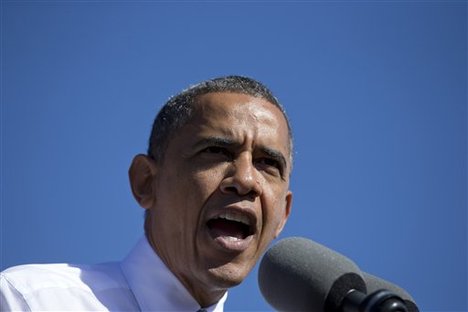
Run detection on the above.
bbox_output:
[1,1,466,311]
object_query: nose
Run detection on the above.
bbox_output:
[219,154,262,198]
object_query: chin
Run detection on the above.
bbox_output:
[207,265,250,289]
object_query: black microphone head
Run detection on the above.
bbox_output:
[362,272,419,312]
[258,237,366,312]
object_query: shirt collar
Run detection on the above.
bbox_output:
[120,237,227,312]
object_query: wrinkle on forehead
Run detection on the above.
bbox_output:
[191,94,285,145]
[195,93,280,123]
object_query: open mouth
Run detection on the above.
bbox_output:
[206,211,255,241]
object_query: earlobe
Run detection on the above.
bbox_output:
[274,191,292,238]
[129,154,157,209]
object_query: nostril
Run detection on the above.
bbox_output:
[219,172,261,198]
[245,190,258,201]
[224,186,237,194]
[221,185,257,200]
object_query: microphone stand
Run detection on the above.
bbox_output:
[340,289,409,312]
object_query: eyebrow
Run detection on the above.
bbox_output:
[260,146,288,173]
[193,136,235,150]
[193,136,288,171]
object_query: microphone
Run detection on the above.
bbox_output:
[258,237,366,311]
[362,272,418,312]
[258,237,415,312]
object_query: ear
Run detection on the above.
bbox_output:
[274,191,292,238]
[129,154,158,209]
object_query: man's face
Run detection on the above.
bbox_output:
[146,92,292,303]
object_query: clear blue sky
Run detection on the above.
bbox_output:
[1,1,466,311]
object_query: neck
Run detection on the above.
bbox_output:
[180,277,226,308]
[144,231,226,308]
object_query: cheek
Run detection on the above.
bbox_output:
[160,164,215,200]
[155,170,223,228]
[262,190,288,231]
[189,166,226,195]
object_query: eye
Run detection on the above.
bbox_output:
[200,146,232,159]
[255,157,282,176]
[202,146,227,155]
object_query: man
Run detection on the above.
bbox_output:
[1,76,293,311]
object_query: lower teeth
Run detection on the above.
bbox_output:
[223,236,242,241]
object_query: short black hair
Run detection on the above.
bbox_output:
[147,75,293,163]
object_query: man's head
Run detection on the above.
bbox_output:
[129,76,293,307]
[147,76,293,164]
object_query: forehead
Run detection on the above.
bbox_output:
[193,92,285,123]
[191,92,288,137]
[171,92,291,165]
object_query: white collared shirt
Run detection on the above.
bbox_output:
[1,237,227,311]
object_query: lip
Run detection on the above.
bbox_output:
[208,233,255,252]
[203,205,258,253]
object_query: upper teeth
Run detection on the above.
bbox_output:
[217,212,251,226]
